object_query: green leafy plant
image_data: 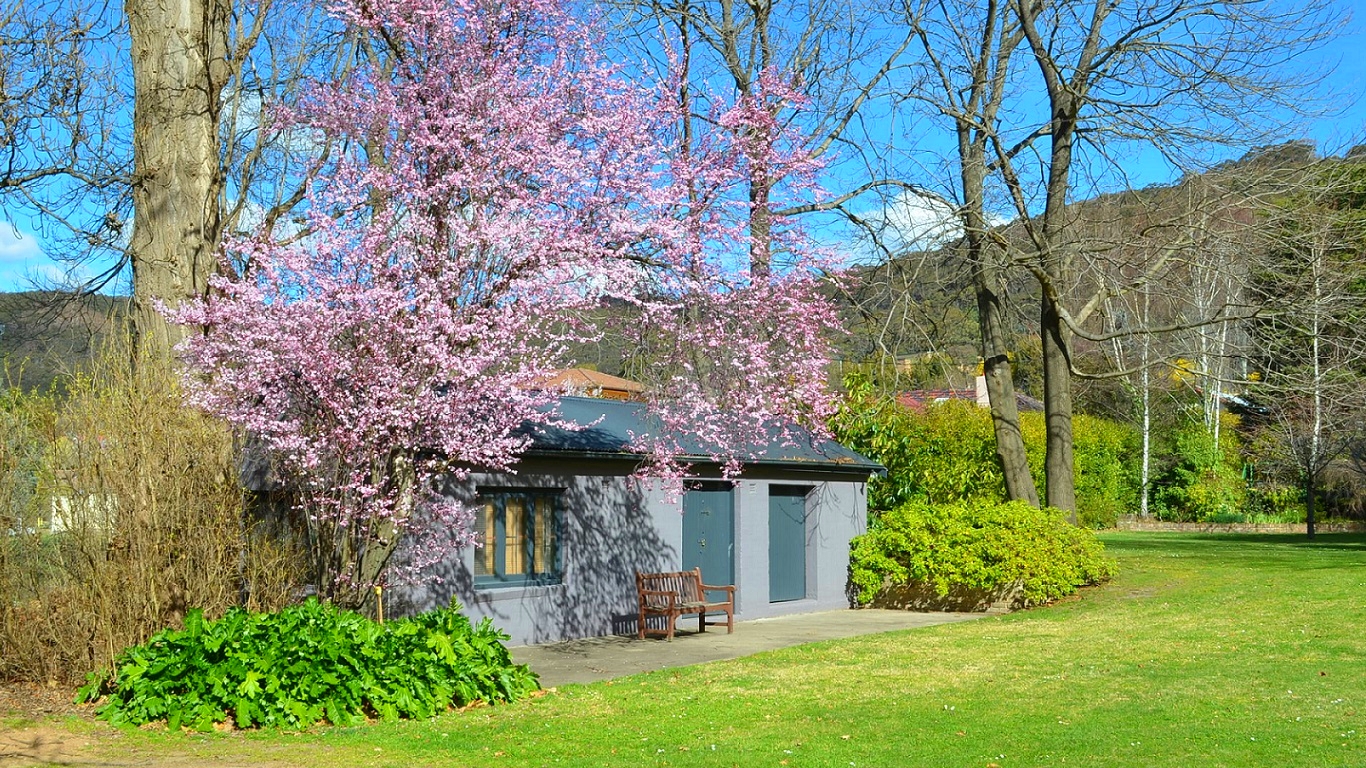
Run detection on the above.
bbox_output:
[76,599,538,730]
[830,384,999,512]
[1245,483,1305,522]
[849,499,1117,607]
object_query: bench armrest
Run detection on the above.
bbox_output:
[639,589,681,608]
[698,583,735,600]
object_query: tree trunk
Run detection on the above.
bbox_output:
[126,0,230,359]
[1036,99,1079,518]
[957,61,1038,505]
[749,170,772,276]
[1305,471,1317,540]
[977,279,1038,505]
[1140,322,1151,518]
[1307,277,1323,540]
[963,221,1038,505]
[1041,296,1077,517]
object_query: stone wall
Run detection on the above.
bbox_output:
[866,580,1021,614]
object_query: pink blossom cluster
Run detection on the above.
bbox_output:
[174,0,844,604]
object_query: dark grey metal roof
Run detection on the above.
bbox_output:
[519,396,882,474]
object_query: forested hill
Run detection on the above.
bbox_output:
[834,141,1366,409]
[0,292,129,391]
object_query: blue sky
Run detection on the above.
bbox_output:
[3,1,1365,292]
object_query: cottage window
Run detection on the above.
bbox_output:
[473,489,561,587]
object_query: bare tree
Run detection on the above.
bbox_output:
[609,0,915,275]
[901,0,1342,515]
[889,0,1041,505]
[1,0,352,358]
[1,1,130,285]
[1250,162,1366,537]
[1089,174,1266,517]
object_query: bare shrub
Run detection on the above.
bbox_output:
[0,340,303,684]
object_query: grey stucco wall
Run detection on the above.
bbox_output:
[730,479,867,620]
[400,458,869,647]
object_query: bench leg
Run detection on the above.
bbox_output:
[699,610,706,633]
[638,606,646,640]
[726,606,734,634]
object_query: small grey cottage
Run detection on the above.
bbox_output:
[403,395,881,646]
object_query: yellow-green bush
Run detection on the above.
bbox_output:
[1066,413,1142,528]
[831,381,1140,526]
[1150,414,1247,522]
[849,499,1117,607]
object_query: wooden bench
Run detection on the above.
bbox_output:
[636,568,735,641]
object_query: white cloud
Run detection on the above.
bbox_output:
[882,192,963,251]
[0,223,125,292]
[0,224,44,263]
[855,192,1015,261]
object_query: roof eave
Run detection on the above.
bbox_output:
[519,447,884,476]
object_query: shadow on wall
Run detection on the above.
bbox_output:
[397,471,677,643]
[553,476,676,641]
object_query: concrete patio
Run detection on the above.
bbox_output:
[510,608,987,687]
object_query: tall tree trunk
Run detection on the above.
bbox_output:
[749,171,772,276]
[1037,105,1079,518]
[1307,284,1323,540]
[126,0,230,358]
[1011,0,1103,521]
[1040,296,1076,517]
[1140,293,1152,518]
[962,154,1037,506]
[976,266,1038,505]
[1304,471,1317,540]
[948,1,1037,506]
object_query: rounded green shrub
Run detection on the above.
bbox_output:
[849,499,1118,608]
[76,599,538,730]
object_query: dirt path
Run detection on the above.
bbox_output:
[0,685,213,768]
[0,683,101,767]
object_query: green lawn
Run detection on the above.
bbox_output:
[27,532,1366,767]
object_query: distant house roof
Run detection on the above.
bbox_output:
[538,368,646,401]
[897,388,978,410]
[898,377,1043,413]
[521,396,882,475]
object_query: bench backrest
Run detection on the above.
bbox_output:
[637,569,703,603]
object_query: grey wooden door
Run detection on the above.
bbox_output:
[683,484,734,587]
[768,486,809,602]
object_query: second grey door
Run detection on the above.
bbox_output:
[768,486,809,602]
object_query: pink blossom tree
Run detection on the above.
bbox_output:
[175,0,843,609]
